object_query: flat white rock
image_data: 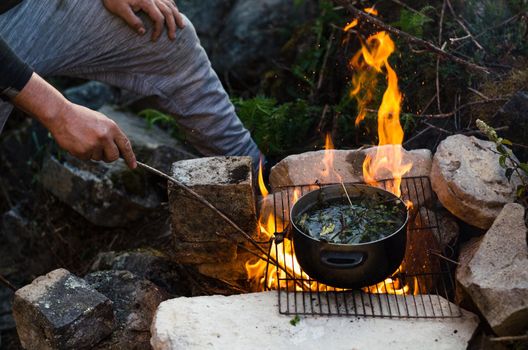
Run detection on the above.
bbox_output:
[431,135,522,229]
[269,147,432,189]
[151,292,478,350]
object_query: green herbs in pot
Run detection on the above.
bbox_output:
[295,195,407,244]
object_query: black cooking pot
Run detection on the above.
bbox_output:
[290,184,409,289]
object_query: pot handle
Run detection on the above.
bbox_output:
[320,251,365,269]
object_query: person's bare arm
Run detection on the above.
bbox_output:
[13,73,137,169]
[103,0,185,41]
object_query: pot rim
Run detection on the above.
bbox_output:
[290,183,410,247]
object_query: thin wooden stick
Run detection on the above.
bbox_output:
[445,0,484,50]
[317,27,337,92]
[340,182,354,207]
[136,161,298,281]
[437,1,446,114]
[415,98,508,119]
[390,0,432,20]
[489,334,528,342]
[334,0,490,74]
[0,274,17,292]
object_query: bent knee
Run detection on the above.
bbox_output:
[174,13,201,49]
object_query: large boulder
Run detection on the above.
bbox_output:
[456,203,528,336]
[431,134,522,229]
[177,0,236,55]
[40,155,161,227]
[40,106,195,227]
[64,81,117,111]
[211,0,315,82]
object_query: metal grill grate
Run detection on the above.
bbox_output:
[263,176,462,318]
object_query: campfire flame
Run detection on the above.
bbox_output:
[346,12,413,197]
[258,157,269,197]
[246,9,417,295]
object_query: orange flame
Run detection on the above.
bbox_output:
[363,7,378,16]
[349,28,412,196]
[344,19,358,32]
[324,132,334,150]
[247,14,418,295]
[344,8,378,33]
[258,157,269,197]
[348,13,416,295]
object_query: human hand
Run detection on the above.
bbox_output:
[103,0,185,41]
[49,103,137,168]
[13,74,137,169]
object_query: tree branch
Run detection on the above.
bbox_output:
[334,0,490,74]
[445,0,484,50]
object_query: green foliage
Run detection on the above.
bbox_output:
[271,0,351,101]
[477,119,528,200]
[400,113,418,133]
[392,7,434,38]
[138,109,185,141]
[290,315,301,326]
[458,0,528,58]
[233,97,321,157]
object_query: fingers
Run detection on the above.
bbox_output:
[103,142,120,163]
[91,148,104,162]
[159,2,176,40]
[114,129,137,169]
[140,0,165,41]
[166,0,185,29]
[119,5,147,35]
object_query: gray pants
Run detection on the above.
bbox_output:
[0,0,260,164]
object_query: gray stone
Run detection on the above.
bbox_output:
[13,269,115,350]
[169,157,258,262]
[90,249,189,296]
[150,292,479,350]
[431,134,522,229]
[270,146,432,189]
[177,0,236,55]
[456,203,528,336]
[211,0,315,82]
[85,270,169,350]
[40,155,161,227]
[64,82,116,111]
[173,239,238,265]
[39,105,196,227]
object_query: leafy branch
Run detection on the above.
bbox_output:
[477,119,528,199]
